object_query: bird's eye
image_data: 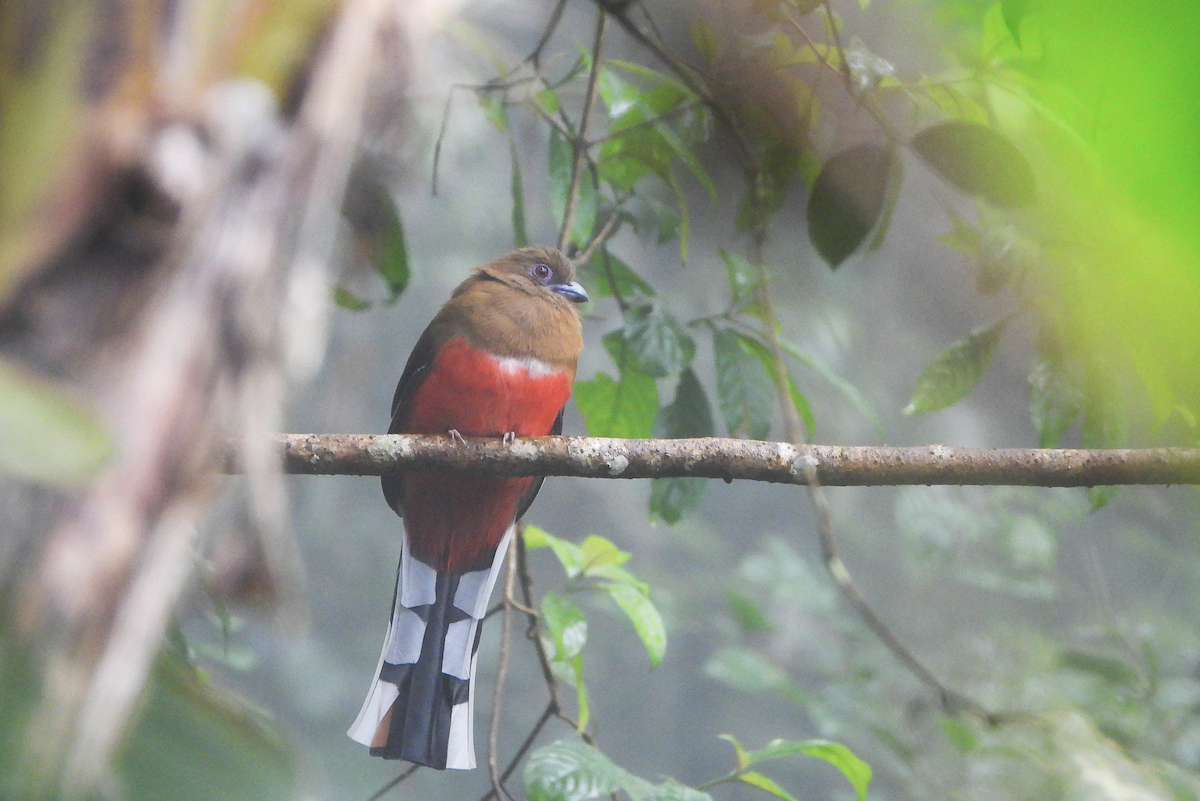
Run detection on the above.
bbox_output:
[531,263,553,282]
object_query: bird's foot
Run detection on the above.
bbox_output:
[503,431,516,445]
[448,429,467,445]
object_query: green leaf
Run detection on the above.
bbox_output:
[120,656,294,801]
[713,329,774,440]
[689,18,721,63]
[726,590,772,633]
[525,740,623,801]
[580,535,631,571]
[478,91,508,132]
[1059,650,1139,687]
[526,526,587,578]
[649,478,708,524]
[1081,382,1125,508]
[738,771,798,801]
[704,647,790,694]
[656,369,715,439]
[904,317,1010,415]
[718,733,751,772]
[574,371,659,439]
[542,592,588,660]
[736,335,815,440]
[911,121,1036,207]
[599,582,666,666]
[807,143,895,268]
[641,779,714,801]
[577,249,656,300]
[939,715,979,752]
[549,127,573,230]
[331,286,370,311]
[569,652,590,732]
[1029,338,1082,448]
[721,250,758,303]
[373,186,409,303]
[788,741,872,801]
[937,213,982,255]
[0,358,112,485]
[510,138,529,248]
[867,146,905,251]
[606,305,695,378]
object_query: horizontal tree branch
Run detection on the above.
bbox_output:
[266,434,1200,486]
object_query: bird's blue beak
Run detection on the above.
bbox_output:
[552,281,589,303]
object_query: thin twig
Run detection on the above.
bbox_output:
[517,529,563,712]
[573,211,622,267]
[479,703,556,801]
[364,763,420,801]
[487,542,520,801]
[525,0,569,69]
[558,9,608,251]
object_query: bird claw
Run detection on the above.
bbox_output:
[448,429,467,445]
[503,431,516,445]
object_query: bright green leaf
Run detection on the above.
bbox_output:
[569,652,590,732]
[0,358,112,485]
[600,582,666,666]
[527,527,587,578]
[718,733,751,772]
[580,535,630,572]
[713,329,774,440]
[737,771,798,801]
[904,317,1010,415]
[373,186,409,303]
[938,715,979,752]
[574,371,659,439]
[542,592,588,660]
[790,741,872,801]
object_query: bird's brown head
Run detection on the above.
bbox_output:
[471,247,589,306]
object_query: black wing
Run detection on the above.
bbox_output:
[381,328,439,516]
[515,406,564,522]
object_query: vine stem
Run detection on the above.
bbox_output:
[558,10,608,252]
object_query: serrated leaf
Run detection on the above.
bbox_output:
[0,358,112,485]
[574,371,659,439]
[689,18,721,63]
[600,582,666,666]
[713,330,774,440]
[912,121,1035,207]
[510,138,528,248]
[577,249,656,300]
[807,143,895,268]
[738,771,798,801]
[525,741,624,801]
[331,286,370,311]
[542,592,588,660]
[606,305,695,378]
[904,317,1010,415]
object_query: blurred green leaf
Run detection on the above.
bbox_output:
[713,330,774,440]
[807,143,894,268]
[1029,337,1083,447]
[0,358,112,485]
[599,582,666,667]
[737,335,814,440]
[657,369,715,439]
[937,213,983,255]
[1059,650,1140,687]
[938,715,979,752]
[905,317,1010,415]
[119,656,293,801]
[580,535,630,572]
[574,370,659,439]
[510,139,529,248]
[605,305,695,378]
[726,590,772,633]
[912,121,1036,207]
[650,478,707,524]
[331,286,370,311]
[868,148,905,251]
[479,92,508,132]
[542,592,588,660]
[373,186,409,303]
[704,647,792,695]
[721,250,758,303]
[777,337,882,437]
[718,733,751,772]
[782,741,871,801]
[689,18,721,63]
[737,771,798,801]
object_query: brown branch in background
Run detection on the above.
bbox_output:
[557,9,608,252]
[268,433,1200,486]
[364,763,420,801]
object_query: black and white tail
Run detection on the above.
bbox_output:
[348,526,513,769]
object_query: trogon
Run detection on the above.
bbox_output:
[348,247,587,769]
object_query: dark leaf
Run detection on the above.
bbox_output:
[1059,650,1139,687]
[905,317,1010,415]
[911,121,1035,207]
[736,334,815,440]
[727,590,772,633]
[867,147,905,251]
[605,305,695,378]
[807,143,895,267]
[650,478,708,524]
[510,139,528,248]
[713,329,774,440]
[574,371,658,438]
[656,369,715,438]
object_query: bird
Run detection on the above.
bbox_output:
[347,247,587,770]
